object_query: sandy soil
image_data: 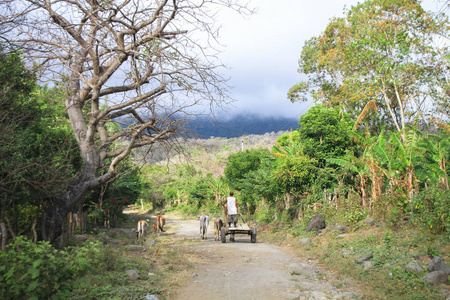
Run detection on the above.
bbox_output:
[167,215,361,300]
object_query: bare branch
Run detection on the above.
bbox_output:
[0,0,253,242]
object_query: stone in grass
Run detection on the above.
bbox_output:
[405,260,424,274]
[74,234,88,243]
[363,218,376,226]
[356,254,373,264]
[334,225,348,232]
[299,237,312,245]
[126,269,140,280]
[128,245,144,249]
[342,249,352,256]
[427,257,450,275]
[363,261,374,270]
[334,291,360,299]
[421,271,448,285]
[146,240,156,246]
[305,214,326,232]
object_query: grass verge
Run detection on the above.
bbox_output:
[66,211,198,300]
[258,220,450,300]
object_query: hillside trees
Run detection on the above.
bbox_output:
[221,106,356,222]
[1,0,252,242]
[284,0,450,230]
[288,0,449,132]
[224,149,269,215]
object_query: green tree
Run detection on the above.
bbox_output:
[140,165,175,210]
[298,105,354,167]
[275,130,300,148]
[224,149,268,215]
[2,0,252,242]
[0,49,81,244]
[289,0,447,132]
[225,149,266,191]
[272,154,316,211]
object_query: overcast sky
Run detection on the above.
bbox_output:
[214,0,441,120]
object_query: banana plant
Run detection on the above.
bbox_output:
[270,138,303,160]
[328,129,381,210]
[327,154,371,209]
[206,176,230,206]
[384,126,429,212]
[418,132,450,189]
[269,135,315,211]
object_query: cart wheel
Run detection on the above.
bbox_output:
[251,227,257,243]
[221,227,226,243]
[230,234,235,242]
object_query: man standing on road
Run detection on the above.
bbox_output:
[223,191,238,228]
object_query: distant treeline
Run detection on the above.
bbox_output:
[187,115,300,138]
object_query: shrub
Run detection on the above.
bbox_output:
[413,185,450,235]
[102,198,129,227]
[0,236,73,299]
[253,206,275,224]
[0,237,105,300]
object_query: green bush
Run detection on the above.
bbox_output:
[0,237,105,300]
[413,185,450,235]
[0,236,73,299]
[253,206,275,224]
[173,202,200,216]
[102,198,128,227]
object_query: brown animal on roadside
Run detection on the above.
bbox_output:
[153,215,166,233]
[137,219,148,240]
[214,218,224,241]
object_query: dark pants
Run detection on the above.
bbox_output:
[229,214,238,227]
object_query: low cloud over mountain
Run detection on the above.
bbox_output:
[187,115,299,138]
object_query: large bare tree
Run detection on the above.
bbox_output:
[0,0,251,242]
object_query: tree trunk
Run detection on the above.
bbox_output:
[0,201,6,250]
[32,218,38,244]
[5,217,16,240]
[360,174,367,210]
[284,192,291,210]
[440,158,449,189]
[40,171,108,243]
[0,222,6,251]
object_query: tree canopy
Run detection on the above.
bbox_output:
[288,0,449,132]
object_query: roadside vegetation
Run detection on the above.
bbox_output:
[259,209,449,300]
[0,209,198,300]
[1,0,449,299]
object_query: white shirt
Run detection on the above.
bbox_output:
[227,197,237,215]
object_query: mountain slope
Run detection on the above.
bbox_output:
[188,115,299,138]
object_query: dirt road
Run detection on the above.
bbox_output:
[168,216,361,300]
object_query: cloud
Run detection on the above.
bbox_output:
[214,0,361,118]
[215,0,437,119]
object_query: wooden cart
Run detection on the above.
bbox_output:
[220,214,257,243]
